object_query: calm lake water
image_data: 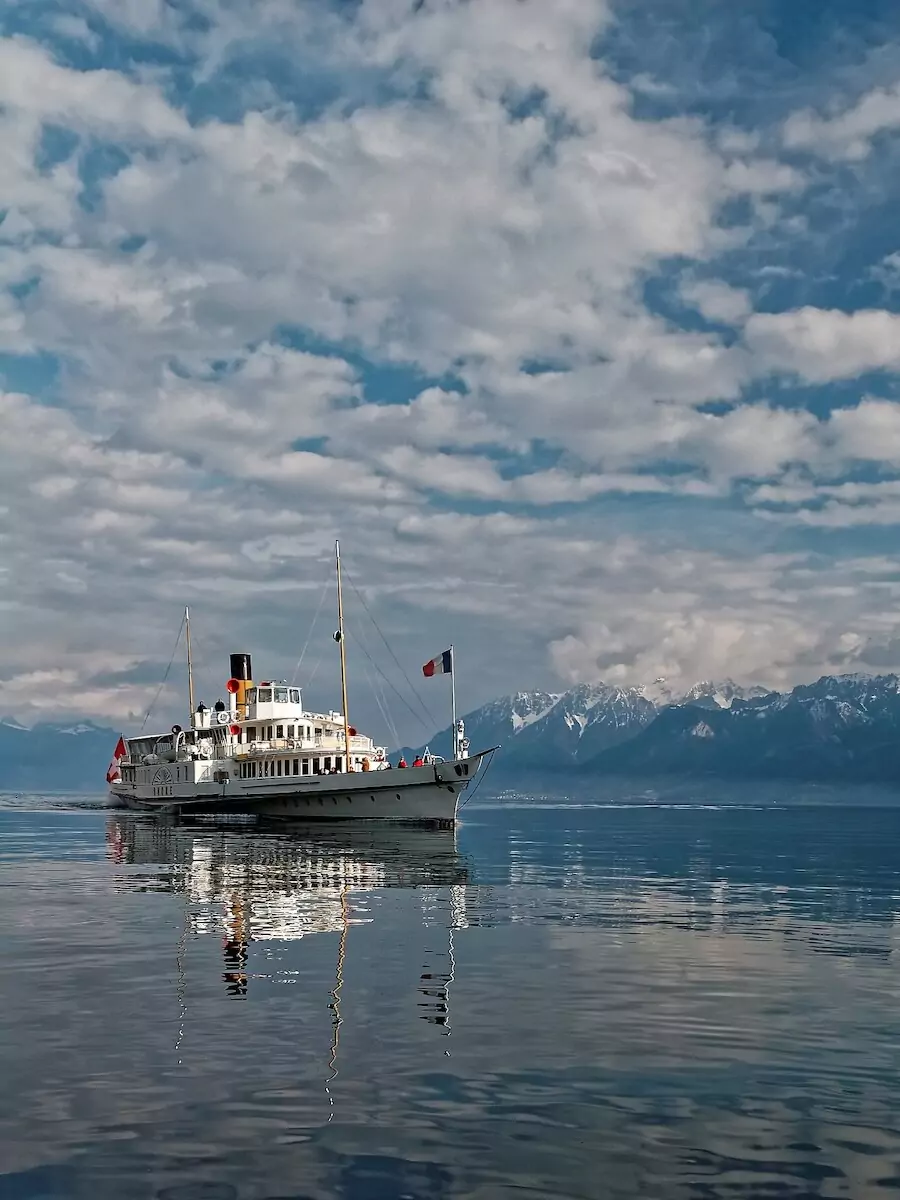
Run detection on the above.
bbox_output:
[4,794,900,1199]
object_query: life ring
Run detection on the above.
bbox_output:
[216,711,231,725]
[171,724,182,735]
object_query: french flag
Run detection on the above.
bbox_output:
[422,649,453,678]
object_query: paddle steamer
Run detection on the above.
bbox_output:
[106,543,494,822]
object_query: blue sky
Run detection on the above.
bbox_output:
[4,0,900,740]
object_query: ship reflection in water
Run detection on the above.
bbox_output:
[106,814,470,1019]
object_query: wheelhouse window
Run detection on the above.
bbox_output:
[274,687,289,703]
[246,688,257,705]
[290,689,300,704]
[258,688,272,703]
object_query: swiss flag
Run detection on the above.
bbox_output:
[106,735,127,784]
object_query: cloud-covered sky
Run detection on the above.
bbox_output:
[5,0,900,741]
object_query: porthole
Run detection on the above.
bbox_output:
[396,793,401,800]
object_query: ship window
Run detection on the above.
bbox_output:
[324,757,332,771]
[290,689,300,704]
[274,687,289,703]
[246,688,257,705]
[302,759,309,775]
[247,727,256,741]
[293,759,299,775]
[287,724,295,739]
[315,726,322,737]
[336,757,343,773]
[258,688,272,703]
[278,760,284,776]
[266,725,273,740]
[313,758,320,774]
[276,724,284,739]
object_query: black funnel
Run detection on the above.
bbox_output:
[230,653,252,681]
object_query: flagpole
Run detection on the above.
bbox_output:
[450,643,457,760]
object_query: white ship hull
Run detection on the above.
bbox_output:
[109,753,490,824]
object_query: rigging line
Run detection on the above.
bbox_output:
[362,655,400,750]
[458,748,498,811]
[140,611,187,733]
[372,662,401,750]
[361,656,394,747]
[292,574,331,686]
[342,567,437,729]
[346,626,432,734]
[305,648,325,690]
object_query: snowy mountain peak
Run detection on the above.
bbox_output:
[680,679,772,709]
[638,678,771,708]
[0,717,29,732]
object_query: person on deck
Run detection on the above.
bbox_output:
[412,755,424,767]
[397,757,407,768]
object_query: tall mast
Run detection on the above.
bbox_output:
[185,606,195,719]
[450,643,458,759]
[335,540,352,768]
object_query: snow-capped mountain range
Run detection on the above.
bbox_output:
[6,673,900,791]
[404,677,775,767]
[406,673,900,782]
[0,718,118,791]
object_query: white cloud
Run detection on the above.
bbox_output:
[827,398,900,462]
[680,279,752,325]
[5,5,900,733]
[745,308,900,382]
[0,36,189,141]
[784,84,900,161]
